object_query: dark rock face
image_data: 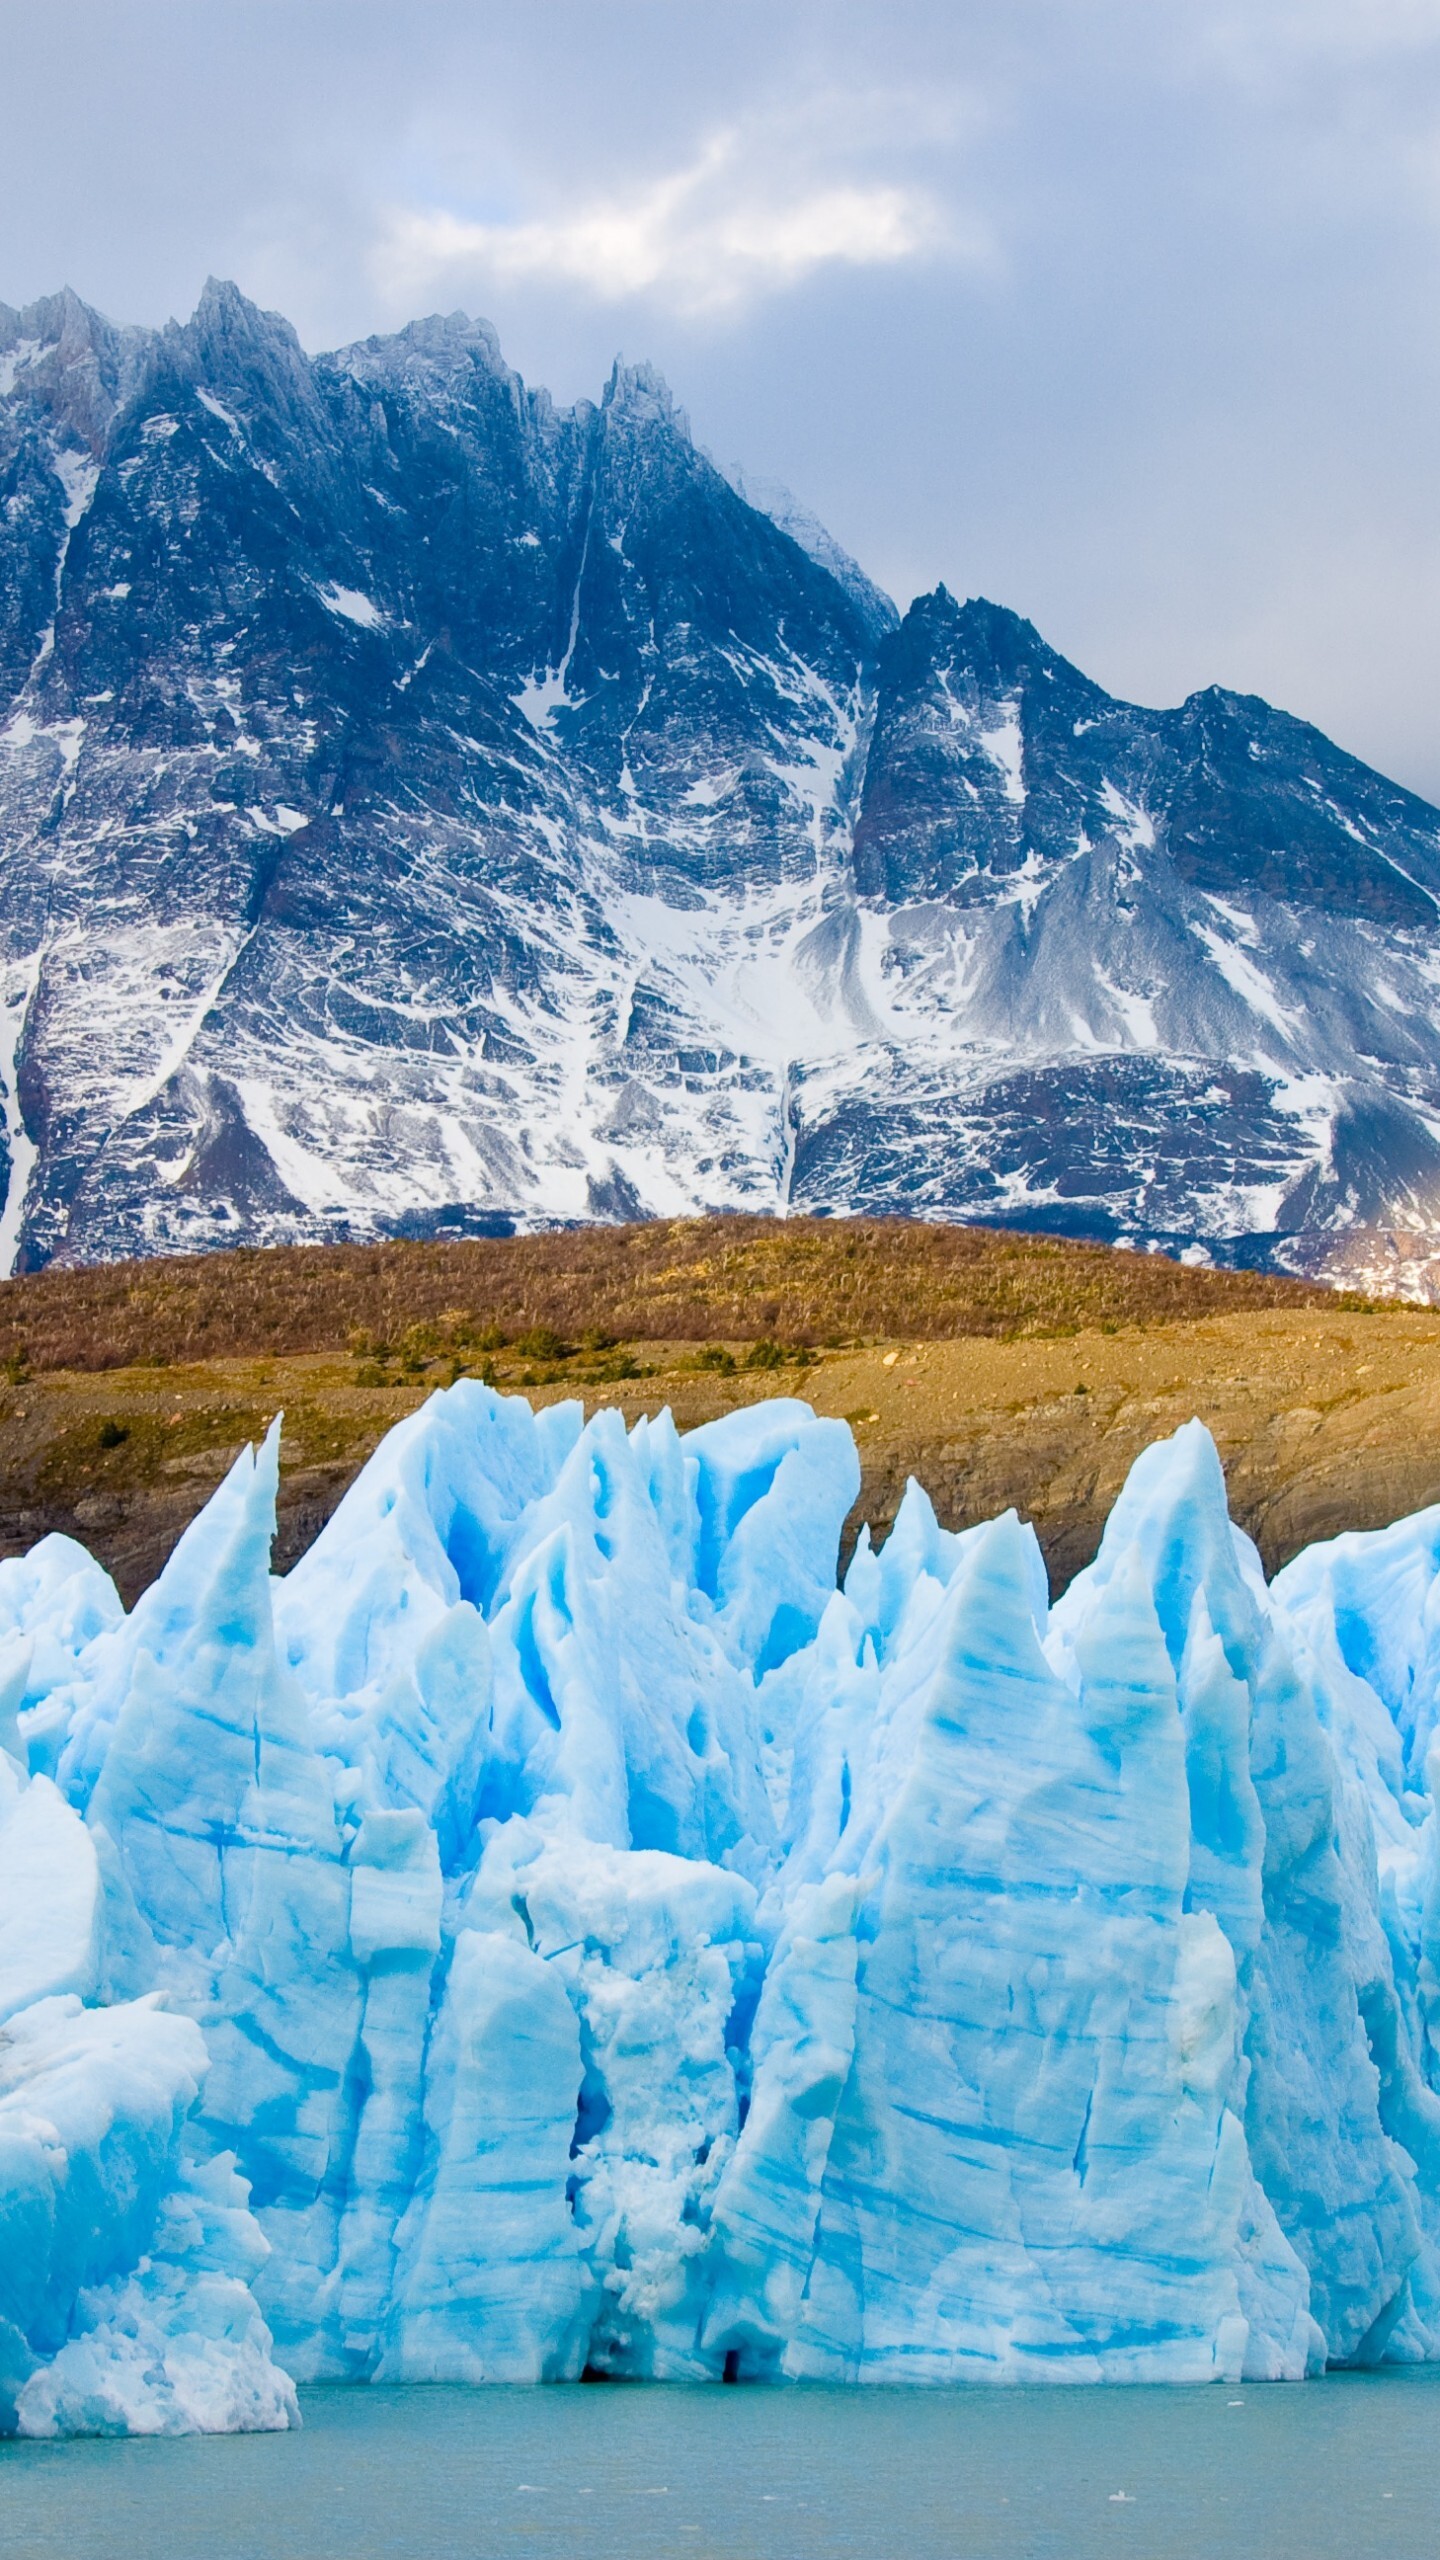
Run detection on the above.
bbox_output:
[2,280,1440,1288]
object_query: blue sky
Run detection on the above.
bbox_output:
[5,0,1440,795]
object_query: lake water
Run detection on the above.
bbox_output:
[1,2373,1435,2560]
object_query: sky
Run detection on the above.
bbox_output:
[3,0,1439,795]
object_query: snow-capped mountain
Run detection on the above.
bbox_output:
[3,278,1440,1284]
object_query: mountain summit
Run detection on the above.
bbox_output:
[2,282,1439,1288]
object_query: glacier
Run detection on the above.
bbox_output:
[5,1382,1440,2427]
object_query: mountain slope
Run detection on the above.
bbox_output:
[3,280,1440,1287]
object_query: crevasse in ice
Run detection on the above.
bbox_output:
[6,1382,1440,2428]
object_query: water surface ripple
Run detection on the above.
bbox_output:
[1,2373,1436,2560]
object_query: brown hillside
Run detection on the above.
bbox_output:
[0,1302,1433,1610]
[0,1220,1426,1611]
[0,1217,1356,1374]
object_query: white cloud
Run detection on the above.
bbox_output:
[1191,0,1440,78]
[372,129,955,318]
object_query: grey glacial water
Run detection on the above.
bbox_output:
[0,2375,1437,2560]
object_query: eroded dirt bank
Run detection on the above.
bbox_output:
[2,1303,1433,1602]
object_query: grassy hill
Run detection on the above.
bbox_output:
[0,1215,1353,1374]
[0,1216,1425,1606]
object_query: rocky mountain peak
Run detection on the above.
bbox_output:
[1,283,1440,1294]
[723,465,897,643]
[336,306,515,399]
[0,286,139,456]
[601,355,688,438]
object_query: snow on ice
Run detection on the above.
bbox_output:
[4,1383,1440,2429]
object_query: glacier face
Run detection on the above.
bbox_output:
[4,1385,1440,2426]
[3,283,1440,1284]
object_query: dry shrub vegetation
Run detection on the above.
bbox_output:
[0,1217,1370,1378]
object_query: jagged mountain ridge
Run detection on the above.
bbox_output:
[2,277,1440,1286]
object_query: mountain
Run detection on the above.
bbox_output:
[3,279,1440,1287]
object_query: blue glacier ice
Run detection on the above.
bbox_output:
[8,1383,1440,2426]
